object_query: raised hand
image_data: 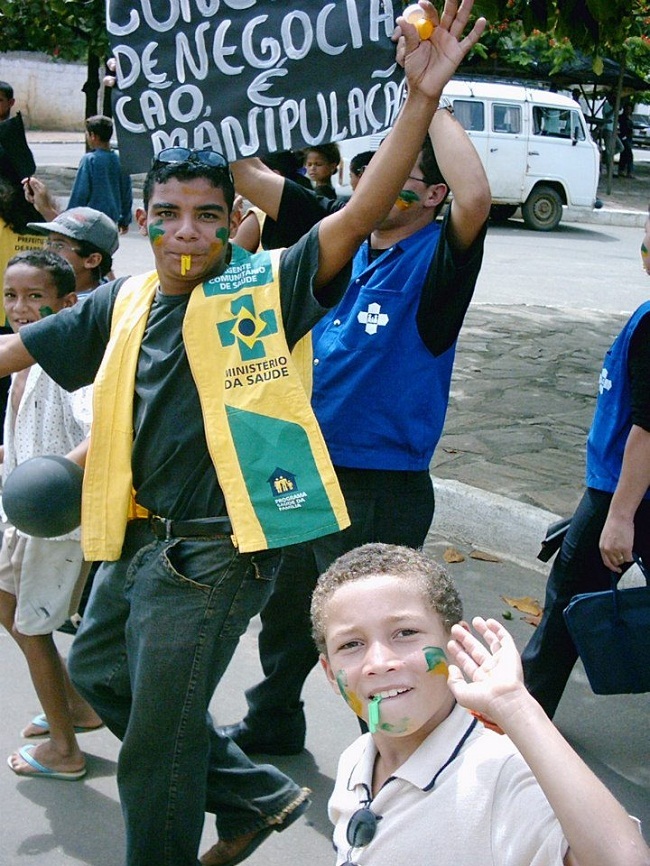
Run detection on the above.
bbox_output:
[395,0,487,101]
[446,617,527,723]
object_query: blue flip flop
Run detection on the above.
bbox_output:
[7,744,87,781]
[22,713,104,739]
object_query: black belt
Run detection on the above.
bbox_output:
[149,515,233,540]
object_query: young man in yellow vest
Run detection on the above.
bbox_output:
[0,4,486,865]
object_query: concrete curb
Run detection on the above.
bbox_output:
[564,206,647,227]
[431,476,561,573]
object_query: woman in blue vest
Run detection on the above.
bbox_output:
[522,207,650,718]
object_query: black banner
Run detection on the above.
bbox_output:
[107,0,405,173]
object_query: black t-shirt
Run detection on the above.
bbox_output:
[21,227,351,520]
[629,310,650,431]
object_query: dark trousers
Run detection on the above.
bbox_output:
[522,487,650,718]
[242,468,435,735]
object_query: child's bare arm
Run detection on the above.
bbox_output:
[447,618,650,866]
[0,334,37,379]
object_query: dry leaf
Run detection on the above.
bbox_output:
[470,549,500,562]
[522,613,543,627]
[443,547,465,563]
[501,595,543,617]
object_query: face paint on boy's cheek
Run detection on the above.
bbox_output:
[335,670,364,717]
[38,306,54,318]
[642,242,649,272]
[148,220,165,245]
[395,190,420,211]
[423,646,449,677]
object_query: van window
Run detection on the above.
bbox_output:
[492,103,521,134]
[452,100,484,132]
[533,106,585,140]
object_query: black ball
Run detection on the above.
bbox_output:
[3,455,83,538]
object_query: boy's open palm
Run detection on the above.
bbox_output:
[446,617,527,721]
[396,0,487,100]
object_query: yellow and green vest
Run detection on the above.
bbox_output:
[81,245,349,560]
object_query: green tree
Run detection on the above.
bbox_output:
[0,0,109,118]
[472,0,650,188]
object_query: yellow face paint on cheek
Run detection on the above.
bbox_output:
[335,670,364,717]
[181,254,191,275]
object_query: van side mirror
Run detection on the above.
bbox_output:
[572,127,579,146]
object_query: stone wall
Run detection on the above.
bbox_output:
[0,52,87,130]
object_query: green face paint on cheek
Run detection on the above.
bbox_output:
[335,670,364,717]
[395,190,420,211]
[148,220,165,245]
[39,306,54,318]
[423,645,449,676]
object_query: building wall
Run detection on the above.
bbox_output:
[0,52,87,130]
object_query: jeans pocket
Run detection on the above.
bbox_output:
[161,538,239,592]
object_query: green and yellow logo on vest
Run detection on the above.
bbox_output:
[217,294,278,361]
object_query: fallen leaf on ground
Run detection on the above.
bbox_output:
[470,549,500,562]
[522,613,543,627]
[501,595,543,617]
[443,547,466,563]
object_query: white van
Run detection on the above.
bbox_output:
[337,80,601,231]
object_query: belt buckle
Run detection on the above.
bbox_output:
[151,515,173,541]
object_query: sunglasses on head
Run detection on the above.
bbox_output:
[341,805,380,865]
[153,148,232,179]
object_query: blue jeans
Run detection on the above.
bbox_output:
[522,487,650,718]
[68,520,302,866]
[242,468,435,732]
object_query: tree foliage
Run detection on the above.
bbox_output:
[0,0,107,62]
[473,0,650,82]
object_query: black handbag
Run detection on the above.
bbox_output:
[563,555,650,695]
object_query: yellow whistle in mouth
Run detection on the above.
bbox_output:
[181,254,192,275]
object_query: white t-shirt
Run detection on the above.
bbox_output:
[329,703,569,866]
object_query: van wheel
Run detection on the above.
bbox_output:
[490,205,518,222]
[522,186,563,231]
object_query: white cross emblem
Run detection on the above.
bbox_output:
[598,367,612,394]
[357,302,389,335]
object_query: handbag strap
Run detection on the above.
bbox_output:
[609,554,649,620]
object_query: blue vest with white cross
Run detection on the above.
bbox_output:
[310,220,455,470]
[586,300,650,499]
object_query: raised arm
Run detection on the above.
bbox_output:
[314,0,486,288]
[0,333,38,377]
[447,618,650,866]
[429,103,491,251]
[230,159,285,223]
[22,176,60,222]
[599,424,650,572]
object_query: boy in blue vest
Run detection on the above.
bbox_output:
[522,207,650,718]
[0,4,487,865]
[221,34,492,758]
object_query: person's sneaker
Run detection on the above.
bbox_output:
[218,719,305,755]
